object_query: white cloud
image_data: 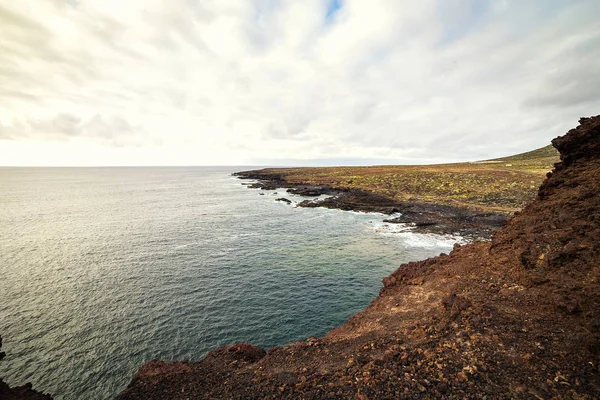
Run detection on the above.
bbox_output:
[0,0,599,166]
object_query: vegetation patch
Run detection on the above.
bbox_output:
[245,145,559,213]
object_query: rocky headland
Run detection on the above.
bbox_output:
[232,146,557,240]
[237,176,509,240]
[116,116,599,399]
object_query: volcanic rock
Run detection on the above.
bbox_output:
[286,186,332,196]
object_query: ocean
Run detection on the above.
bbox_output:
[0,167,459,399]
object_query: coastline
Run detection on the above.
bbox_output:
[3,117,597,399]
[116,116,600,399]
[232,170,509,241]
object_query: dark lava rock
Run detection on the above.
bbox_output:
[296,189,402,214]
[384,204,509,240]
[286,186,332,196]
[233,171,286,191]
[276,198,292,204]
[248,181,282,190]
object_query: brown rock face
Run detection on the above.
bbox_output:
[117,117,600,399]
[492,116,600,326]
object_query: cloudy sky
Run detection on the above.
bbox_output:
[0,0,598,166]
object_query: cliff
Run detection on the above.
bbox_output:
[116,116,600,399]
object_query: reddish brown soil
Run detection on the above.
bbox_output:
[116,116,600,399]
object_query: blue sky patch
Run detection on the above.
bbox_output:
[325,0,343,23]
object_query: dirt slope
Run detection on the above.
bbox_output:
[114,116,597,399]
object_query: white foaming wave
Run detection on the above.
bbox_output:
[289,193,333,201]
[396,232,464,249]
[369,221,466,248]
[369,221,412,234]
[245,186,331,205]
[290,194,334,207]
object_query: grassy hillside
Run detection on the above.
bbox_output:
[487,144,559,170]
[249,145,560,212]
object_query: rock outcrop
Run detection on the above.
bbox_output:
[117,116,600,399]
[383,201,508,239]
[286,186,333,196]
[296,189,402,215]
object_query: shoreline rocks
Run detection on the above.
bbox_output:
[286,186,332,196]
[234,172,509,240]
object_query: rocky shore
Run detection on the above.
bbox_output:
[117,116,600,399]
[234,171,510,241]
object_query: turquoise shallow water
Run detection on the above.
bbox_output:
[0,167,459,399]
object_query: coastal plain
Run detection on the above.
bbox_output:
[234,145,559,240]
[239,144,558,212]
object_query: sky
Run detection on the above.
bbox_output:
[0,0,599,166]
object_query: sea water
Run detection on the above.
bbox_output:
[0,167,459,399]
